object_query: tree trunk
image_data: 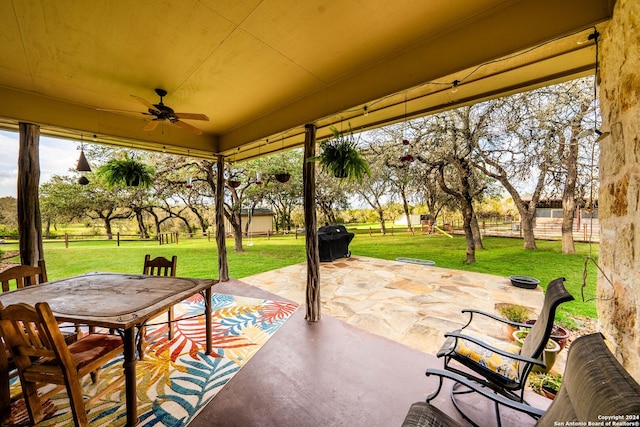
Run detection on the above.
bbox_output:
[470,214,484,249]
[462,201,476,264]
[228,210,243,251]
[135,208,149,238]
[216,155,229,281]
[561,136,579,254]
[17,123,44,266]
[402,194,412,231]
[303,124,320,322]
[562,199,577,254]
[376,208,387,234]
[521,210,537,249]
[104,218,114,239]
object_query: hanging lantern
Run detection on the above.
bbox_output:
[185,176,193,188]
[76,148,92,172]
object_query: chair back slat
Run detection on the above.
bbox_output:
[519,277,574,378]
[0,302,64,373]
[539,333,640,425]
[143,254,177,277]
[0,260,48,292]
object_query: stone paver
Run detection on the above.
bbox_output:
[241,256,546,356]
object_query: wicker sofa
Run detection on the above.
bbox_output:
[403,333,640,426]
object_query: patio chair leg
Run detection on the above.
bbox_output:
[450,382,482,427]
[425,374,444,402]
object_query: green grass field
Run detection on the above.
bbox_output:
[1,230,599,325]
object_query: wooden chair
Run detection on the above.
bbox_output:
[140,255,177,356]
[0,301,124,427]
[0,260,78,423]
[0,259,48,292]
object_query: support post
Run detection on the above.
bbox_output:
[216,155,229,281]
[303,124,320,322]
[17,123,44,266]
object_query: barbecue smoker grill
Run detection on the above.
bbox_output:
[317,225,354,262]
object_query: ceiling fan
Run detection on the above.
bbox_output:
[101,88,209,135]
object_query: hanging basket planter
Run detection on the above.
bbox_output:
[275,173,291,183]
[313,125,370,181]
[97,154,155,188]
[228,180,241,188]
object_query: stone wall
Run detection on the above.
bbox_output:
[598,0,640,381]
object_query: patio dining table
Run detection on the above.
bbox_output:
[0,272,218,426]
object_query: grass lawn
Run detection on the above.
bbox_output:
[0,231,599,325]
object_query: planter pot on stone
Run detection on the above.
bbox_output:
[525,319,570,351]
[512,330,561,373]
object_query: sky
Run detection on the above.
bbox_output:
[0,130,81,198]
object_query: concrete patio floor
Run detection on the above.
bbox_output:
[192,257,555,426]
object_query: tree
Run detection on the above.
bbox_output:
[474,77,596,251]
[353,149,393,234]
[415,108,488,263]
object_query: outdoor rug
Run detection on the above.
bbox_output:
[7,293,298,426]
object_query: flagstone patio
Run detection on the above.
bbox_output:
[240,256,546,356]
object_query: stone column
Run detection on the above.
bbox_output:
[598,0,640,381]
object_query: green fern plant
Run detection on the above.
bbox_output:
[97,154,155,188]
[314,126,370,181]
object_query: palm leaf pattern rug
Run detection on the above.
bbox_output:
[8,293,298,427]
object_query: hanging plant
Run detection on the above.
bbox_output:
[97,154,155,188]
[275,172,291,183]
[312,125,370,181]
[227,179,241,188]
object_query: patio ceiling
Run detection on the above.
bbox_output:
[0,0,613,161]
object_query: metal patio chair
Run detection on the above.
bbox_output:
[403,333,640,427]
[425,277,573,426]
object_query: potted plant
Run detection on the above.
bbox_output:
[227,179,241,188]
[313,125,370,181]
[541,372,562,399]
[529,372,562,400]
[496,303,531,339]
[97,154,155,188]
[525,319,570,351]
[512,330,561,373]
[274,172,291,183]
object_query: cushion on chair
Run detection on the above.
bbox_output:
[451,330,521,382]
[40,333,122,370]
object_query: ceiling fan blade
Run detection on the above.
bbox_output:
[174,112,209,121]
[172,119,203,135]
[143,121,159,132]
[96,107,151,117]
[131,95,158,111]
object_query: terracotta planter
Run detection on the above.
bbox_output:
[542,385,557,400]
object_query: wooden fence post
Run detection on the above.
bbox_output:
[65,233,69,248]
[117,232,120,247]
